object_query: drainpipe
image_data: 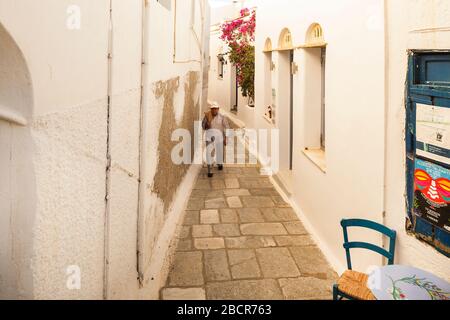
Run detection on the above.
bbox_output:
[103,0,114,300]
[137,0,150,286]
[382,0,389,261]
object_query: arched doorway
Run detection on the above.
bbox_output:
[0,22,35,299]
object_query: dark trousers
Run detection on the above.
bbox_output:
[206,140,224,174]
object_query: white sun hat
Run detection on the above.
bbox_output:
[208,101,220,109]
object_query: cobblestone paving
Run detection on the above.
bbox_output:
[161,161,338,300]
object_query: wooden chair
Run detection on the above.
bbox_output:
[333,219,397,300]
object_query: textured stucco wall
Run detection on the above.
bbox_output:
[0,0,110,299]
[0,0,210,299]
[32,98,108,300]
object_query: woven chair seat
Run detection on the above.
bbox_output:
[337,270,376,300]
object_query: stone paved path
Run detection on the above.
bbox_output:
[161,159,338,300]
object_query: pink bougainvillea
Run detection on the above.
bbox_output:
[220,8,256,102]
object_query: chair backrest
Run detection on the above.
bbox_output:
[341,219,397,270]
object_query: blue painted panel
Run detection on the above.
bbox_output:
[435,97,450,108]
[435,228,450,257]
[410,87,450,99]
[426,61,450,84]
[415,53,450,86]
[414,217,434,238]
[406,51,450,256]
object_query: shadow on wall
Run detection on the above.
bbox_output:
[0,21,36,299]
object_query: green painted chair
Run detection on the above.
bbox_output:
[333,219,397,300]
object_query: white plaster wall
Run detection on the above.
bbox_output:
[274,50,291,172]
[253,0,449,279]
[384,0,450,281]
[208,0,449,281]
[137,0,209,299]
[208,32,233,110]
[255,0,386,273]
[208,2,236,113]
[0,0,109,118]
[106,0,143,300]
[202,1,211,114]
[0,125,36,299]
[0,0,110,299]
[208,2,256,126]
[0,19,35,299]
[0,0,210,299]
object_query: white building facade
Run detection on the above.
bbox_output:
[208,1,257,128]
[209,0,450,280]
[0,0,210,299]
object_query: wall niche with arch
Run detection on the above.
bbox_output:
[305,23,326,47]
[278,28,293,50]
[0,21,35,299]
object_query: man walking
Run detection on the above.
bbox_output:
[202,101,231,178]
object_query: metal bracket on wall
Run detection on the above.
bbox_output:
[291,62,298,75]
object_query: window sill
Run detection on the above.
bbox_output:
[302,148,327,173]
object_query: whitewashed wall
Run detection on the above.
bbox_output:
[0,0,210,299]
[208,2,255,128]
[254,0,386,274]
[209,28,234,111]
[0,0,111,299]
[239,0,449,280]
[137,0,209,299]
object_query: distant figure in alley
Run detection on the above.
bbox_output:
[202,101,231,178]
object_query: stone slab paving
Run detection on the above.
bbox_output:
[161,162,338,300]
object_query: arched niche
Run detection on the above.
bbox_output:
[305,23,325,47]
[264,38,272,52]
[0,21,35,299]
[278,28,293,50]
[0,22,33,126]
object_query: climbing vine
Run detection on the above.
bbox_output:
[220,8,256,105]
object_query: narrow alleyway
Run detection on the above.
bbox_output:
[161,150,338,300]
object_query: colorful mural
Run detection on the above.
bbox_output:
[414,159,450,232]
